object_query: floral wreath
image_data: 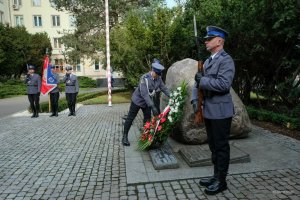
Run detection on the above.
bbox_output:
[138,81,188,151]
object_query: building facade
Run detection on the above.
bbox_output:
[1,0,112,80]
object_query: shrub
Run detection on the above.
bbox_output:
[77,76,97,88]
[246,106,300,130]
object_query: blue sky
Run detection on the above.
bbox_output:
[166,0,176,8]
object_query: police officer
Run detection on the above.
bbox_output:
[25,65,41,118]
[63,66,79,116]
[122,61,170,146]
[49,65,60,117]
[191,26,235,195]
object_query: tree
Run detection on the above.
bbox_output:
[0,24,51,78]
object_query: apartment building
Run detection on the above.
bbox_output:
[2,0,113,80]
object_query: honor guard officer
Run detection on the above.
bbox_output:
[49,65,60,117]
[191,26,235,195]
[63,65,79,116]
[25,65,41,118]
[122,61,170,146]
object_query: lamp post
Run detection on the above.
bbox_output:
[105,0,112,107]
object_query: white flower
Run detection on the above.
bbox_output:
[168,116,173,122]
[173,92,178,97]
[177,87,181,91]
[176,102,180,106]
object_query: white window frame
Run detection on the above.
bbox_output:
[13,0,22,6]
[33,15,42,27]
[32,0,41,7]
[52,15,60,27]
[15,15,24,26]
[53,38,62,49]
[69,15,76,27]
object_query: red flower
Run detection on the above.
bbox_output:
[148,135,153,141]
[157,125,162,131]
[160,118,166,123]
[144,122,150,129]
[158,113,163,118]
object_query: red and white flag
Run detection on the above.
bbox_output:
[41,55,57,95]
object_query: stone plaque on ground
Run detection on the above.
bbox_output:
[149,145,179,170]
[179,144,250,167]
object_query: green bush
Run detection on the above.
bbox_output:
[37,88,127,113]
[246,106,300,130]
[0,79,27,98]
[77,76,97,88]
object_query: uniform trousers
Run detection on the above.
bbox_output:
[28,94,40,114]
[124,102,151,136]
[66,93,77,113]
[204,117,232,181]
[50,92,60,114]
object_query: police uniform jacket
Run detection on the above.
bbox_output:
[192,49,235,119]
[63,74,79,93]
[132,72,170,108]
[50,73,60,93]
[25,73,41,94]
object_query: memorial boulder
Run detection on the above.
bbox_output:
[160,58,251,144]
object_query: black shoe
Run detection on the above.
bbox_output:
[204,180,227,195]
[68,113,72,116]
[73,112,76,116]
[35,112,39,118]
[55,112,58,117]
[31,113,36,118]
[50,113,55,117]
[199,176,217,187]
[122,135,130,146]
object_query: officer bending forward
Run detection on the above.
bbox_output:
[63,66,79,116]
[122,61,170,146]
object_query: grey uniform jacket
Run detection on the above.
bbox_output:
[132,72,170,108]
[63,74,79,94]
[191,49,235,119]
[50,73,60,93]
[25,73,41,94]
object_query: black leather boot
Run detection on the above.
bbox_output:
[35,111,39,118]
[199,176,217,187]
[204,173,227,195]
[122,133,130,146]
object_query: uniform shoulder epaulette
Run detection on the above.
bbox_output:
[221,51,228,57]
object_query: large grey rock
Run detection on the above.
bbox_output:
[160,58,251,144]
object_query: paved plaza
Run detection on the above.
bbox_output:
[0,104,299,199]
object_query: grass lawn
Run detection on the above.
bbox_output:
[82,91,131,105]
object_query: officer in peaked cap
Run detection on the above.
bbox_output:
[191,25,235,195]
[49,65,60,117]
[25,65,41,118]
[122,59,170,146]
[63,65,79,116]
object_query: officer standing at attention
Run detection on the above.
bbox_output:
[122,61,170,146]
[191,26,235,195]
[25,65,41,118]
[49,65,60,117]
[63,66,79,116]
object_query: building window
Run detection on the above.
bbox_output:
[33,15,42,27]
[13,0,22,5]
[32,0,41,7]
[53,38,62,48]
[0,12,3,24]
[15,15,24,26]
[49,0,56,8]
[52,15,60,27]
[69,15,76,27]
[76,60,81,71]
[95,60,100,71]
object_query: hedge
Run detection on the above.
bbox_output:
[37,88,127,113]
[246,106,300,130]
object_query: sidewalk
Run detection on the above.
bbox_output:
[0,104,299,199]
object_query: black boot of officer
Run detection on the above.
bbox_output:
[31,107,36,118]
[122,121,130,146]
[204,173,227,195]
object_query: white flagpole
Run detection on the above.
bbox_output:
[105,0,112,107]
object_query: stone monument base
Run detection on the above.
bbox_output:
[179,144,250,167]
